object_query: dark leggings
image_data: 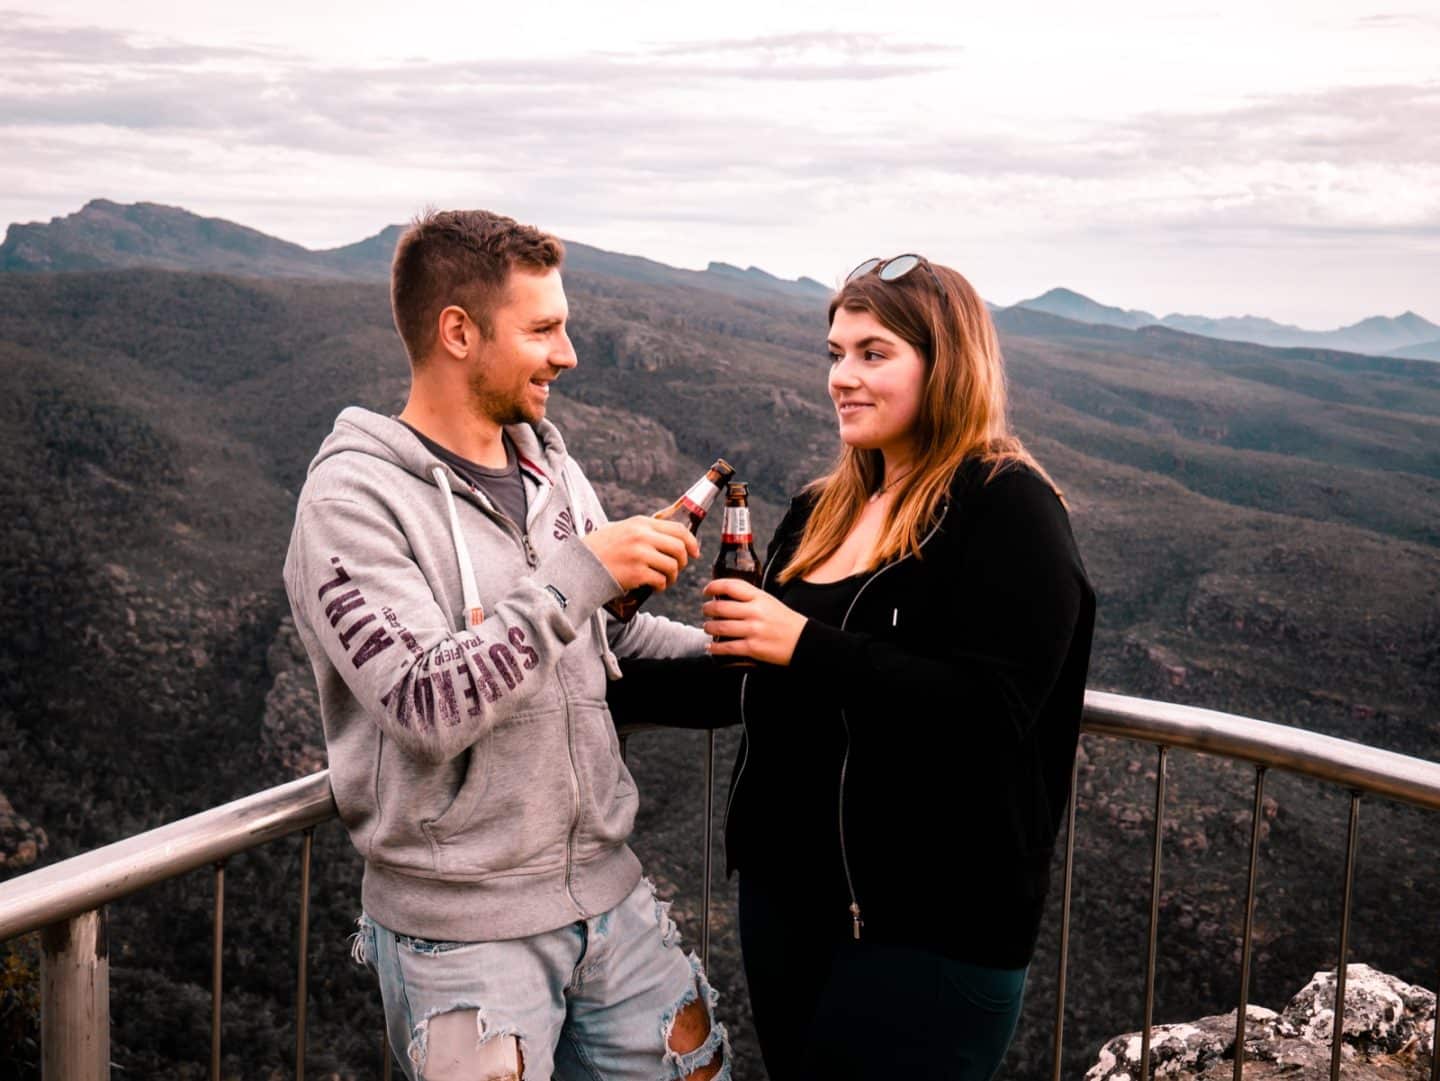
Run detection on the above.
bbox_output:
[738,872,1028,1081]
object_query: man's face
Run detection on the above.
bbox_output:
[466,266,577,427]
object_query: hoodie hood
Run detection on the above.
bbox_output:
[310,405,570,485]
[306,405,622,677]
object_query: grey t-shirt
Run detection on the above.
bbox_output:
[401,421,529,530]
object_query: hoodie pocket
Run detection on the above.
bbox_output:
[419,746,489,844]
[427,708,573,876]
[572,700,639,858]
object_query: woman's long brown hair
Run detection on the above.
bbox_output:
[778,261,1062,584]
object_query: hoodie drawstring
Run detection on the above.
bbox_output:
[557,464,624,680]
[434,462,624,680]
[433,467,485,630]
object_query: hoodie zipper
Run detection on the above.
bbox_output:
[833,505,948,940]
[719,517,787,847]
[438,461,592,917]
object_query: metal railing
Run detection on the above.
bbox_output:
[2,693,1439,1081]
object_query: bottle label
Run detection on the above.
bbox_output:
[721,506,752,544]
[680,477,718,518]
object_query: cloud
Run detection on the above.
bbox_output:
[0,10,270,65]
[2,8,1437,272]
[1352,12,1440,28]
[643,30,963,60]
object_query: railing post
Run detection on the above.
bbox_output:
[1233,765,1268,1080]
[297,828,314,1081]
[1051,753,1081,1081]
[1139,744,1169,1081]
[1330,791,1362,1081]
[41,908,110,1081]
[212,859,226,1081]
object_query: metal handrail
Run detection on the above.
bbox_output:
[3,693,1439,1081]
[6,692,1438,941]
[0,771,335,942]
[1083,690,1440,810]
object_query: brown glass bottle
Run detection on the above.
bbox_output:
[711,481,761,667]
[604,458,736,622]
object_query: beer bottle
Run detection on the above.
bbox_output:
[710,481,761,667]
[604,458,735,622]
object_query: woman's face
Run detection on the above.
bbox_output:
[826,306,926,463]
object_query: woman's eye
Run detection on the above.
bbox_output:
[865,350,885,361]
[826,351,842,364]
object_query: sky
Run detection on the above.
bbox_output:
[1,0,1436,328]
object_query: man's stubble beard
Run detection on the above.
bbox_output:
[467,366,537,428]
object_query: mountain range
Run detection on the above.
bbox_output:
[2,199,1439,1080]
[0,198,831,302]
[5,200,1433,359]
[1013,286,1440,360]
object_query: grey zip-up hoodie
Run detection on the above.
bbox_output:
[283,407,707,941]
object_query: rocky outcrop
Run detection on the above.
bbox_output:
[545,395,681,490]
[0,792,47,872]
[260,617,326,778]
[1086,964,1437,1079]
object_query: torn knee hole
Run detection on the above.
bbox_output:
[667,997,710,1055]
[663,975,728,1081]
[412,1008,525,1081]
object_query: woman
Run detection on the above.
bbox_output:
[701,255,1096,1080]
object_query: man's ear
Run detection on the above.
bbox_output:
[436,304,474,361]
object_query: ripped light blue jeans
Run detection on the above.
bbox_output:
[352,876,730,1081]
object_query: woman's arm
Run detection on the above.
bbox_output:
[605,655,745,730]
[705,472,1093,752]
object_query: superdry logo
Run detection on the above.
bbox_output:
[553,509,598,540]
[553,508,577,540]
[380,626,540,731]
[317,557,396,668]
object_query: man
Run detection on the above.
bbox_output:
[283,210,728,1080]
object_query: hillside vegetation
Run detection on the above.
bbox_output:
[1,257,1437,1079]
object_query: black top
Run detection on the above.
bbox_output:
[401,421,528,530]
[722,457,1097,968]
[736,573,864,897]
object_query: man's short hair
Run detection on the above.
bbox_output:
[390,209,565,365]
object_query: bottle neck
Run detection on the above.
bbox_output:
[680,475,722,520]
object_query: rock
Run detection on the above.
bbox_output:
[1086,965,1436,1080]
[1281,965,1435,1056]
[266,615,309,679]
[0,791,48,870]
[1086,1006,1271,1080]
[260,633,327,778]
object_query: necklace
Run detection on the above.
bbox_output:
[867,468,913,503]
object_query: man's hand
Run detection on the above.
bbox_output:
[583,516,700,593]
[701,577,807,666]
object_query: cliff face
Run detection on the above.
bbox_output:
[1086,964,1437,1079]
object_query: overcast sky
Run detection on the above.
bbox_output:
[2,0,1436,327]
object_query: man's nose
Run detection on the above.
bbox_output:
[553,330,578,369]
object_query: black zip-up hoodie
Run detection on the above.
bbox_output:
[722,456,1096,968]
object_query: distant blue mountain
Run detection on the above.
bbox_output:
[1386,338,1440,362]
[1011,286,1438,358]
[1012,287,1157,330]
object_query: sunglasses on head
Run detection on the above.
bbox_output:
[845,253,947,308]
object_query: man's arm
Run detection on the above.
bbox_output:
[288,494,620,765]
[561,457,710,660]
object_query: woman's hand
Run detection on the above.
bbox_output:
[701,577,808,666]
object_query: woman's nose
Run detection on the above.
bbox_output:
[829,354,861,388]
